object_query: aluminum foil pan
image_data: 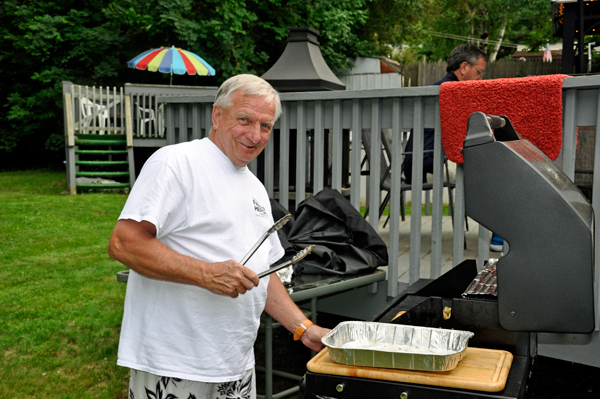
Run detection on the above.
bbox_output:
[322,321,474,372]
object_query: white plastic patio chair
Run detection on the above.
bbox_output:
[79,98,109,134]
[137,105,155,137]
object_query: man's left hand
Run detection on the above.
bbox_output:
[301,324,331,352]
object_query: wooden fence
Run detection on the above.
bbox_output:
[402,59,563,87]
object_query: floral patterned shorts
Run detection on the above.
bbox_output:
[128,368,256,399]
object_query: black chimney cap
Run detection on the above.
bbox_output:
[261,27,346,92]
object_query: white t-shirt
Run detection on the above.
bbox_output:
[116,138,284,382]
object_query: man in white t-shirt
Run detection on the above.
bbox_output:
[108,74,329,399]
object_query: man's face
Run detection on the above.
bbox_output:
[462,57,487,81]
[210,91,276,167]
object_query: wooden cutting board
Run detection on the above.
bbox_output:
[307,347,513,392]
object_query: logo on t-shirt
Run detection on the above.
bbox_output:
[253,198,267,218]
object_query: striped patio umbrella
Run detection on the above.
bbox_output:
[127,46,216,84]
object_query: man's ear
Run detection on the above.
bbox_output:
[461,61,471,76]
[212,105,222,129]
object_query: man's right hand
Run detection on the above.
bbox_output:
[200,260,260,298]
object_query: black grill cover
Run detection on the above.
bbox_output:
[271,189,388,276]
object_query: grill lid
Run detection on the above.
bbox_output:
[462,112,595,334]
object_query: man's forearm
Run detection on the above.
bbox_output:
[108,219,206,285]
[108,219,260,297]
[265,275,329,351]
[264,274,308,332]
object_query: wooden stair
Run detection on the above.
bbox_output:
[74,134,132,191]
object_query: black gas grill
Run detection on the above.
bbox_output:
[300,112,595,399]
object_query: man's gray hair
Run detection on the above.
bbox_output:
[446,44,488,73]
[214,74,282,120]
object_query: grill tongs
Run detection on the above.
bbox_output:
[257,244,316,278]
[240,214,291,266]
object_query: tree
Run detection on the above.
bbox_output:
[0,0,129,169]
[0,0,425,169]
[411,0,555,62]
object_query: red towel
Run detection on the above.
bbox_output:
[439,74,568,164]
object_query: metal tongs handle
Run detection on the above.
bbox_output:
[240,214,291,265]
[257,245,316,278]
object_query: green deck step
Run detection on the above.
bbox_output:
[76,171,130,177]
[76,160,129,166]
[76,183,131,190]
[71,134,132,192]
[75,134,127,140]
[76,139,127,146]
[75,149,128,155]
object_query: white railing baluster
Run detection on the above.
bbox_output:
[453,165,466,266]
[313,100,325,194]
[296,101,307,210]
[92,86,97,133]
[409,97,424,284]
[279,102,290,209]
[155,94,161,138]
[112,86,117,134]
[192,104,201,140]
[99,86,104,134]
[178,102,187,142]
[367,99,381,232]
[430,99,443,279]
[388,98,402,297]
[264,120,275,198]
[350,99,362,211]
[331,99,343,191]
[121,86,125,134]
[78,85,83,133]
[140,94,146,137]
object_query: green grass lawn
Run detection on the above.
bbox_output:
[0,170,129,398]
[0,171,452,398]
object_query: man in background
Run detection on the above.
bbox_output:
[403,44,487,184]
[403,44,501,251]
[437,43,487,84]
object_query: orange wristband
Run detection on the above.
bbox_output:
[293,319,313,341]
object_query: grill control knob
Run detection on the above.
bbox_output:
[400,392,409,399]
[336,383,344,392]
